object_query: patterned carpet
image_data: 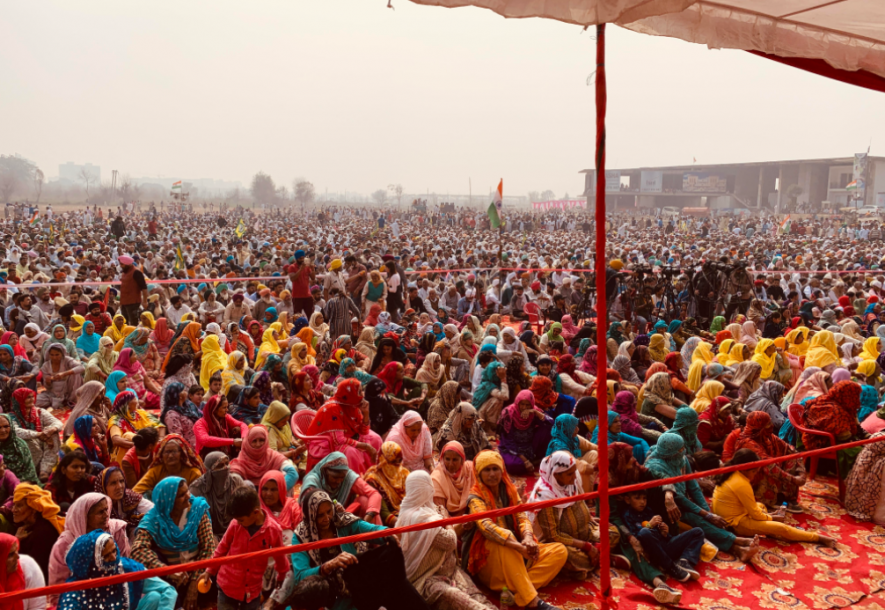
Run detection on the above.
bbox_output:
[503,476,885,610]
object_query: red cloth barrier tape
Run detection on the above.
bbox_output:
[2,432,880,603]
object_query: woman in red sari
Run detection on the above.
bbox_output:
[722,411,805,510]
[696,396,735,454]
[0,332,27,360]
[290,371,324,411]
[801,380,866,477]
[304,378,377,474]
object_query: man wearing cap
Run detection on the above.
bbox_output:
[287,249,315,318]
[118,255,148,326]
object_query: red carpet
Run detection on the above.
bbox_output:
[505,477,885,610]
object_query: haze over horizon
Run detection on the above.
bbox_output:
[3,0,885,200]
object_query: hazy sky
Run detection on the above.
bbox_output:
[3,0,884,199]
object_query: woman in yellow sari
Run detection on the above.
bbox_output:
[648,334,669,363]
[721,342,747,368]
[717,339,735,363]
[859,336,882,362]
[785,327,809,359]
[254,327,282,370]
[220,351,246,395]
[687,360,705,392]
[199,335,227,391]
[690,380,725,414]
[751,338,778,381]
[805,330,840,371]
[691,341,715,367]
[103,313,134,347]
[286,341,315,378]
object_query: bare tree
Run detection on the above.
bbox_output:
[0,155,38,202]
[0,171,16,203]
[387,183,403,205]
[78,168,96,201]
[528,190,540,203]
[276,185,289,201]
[372,189,388,205]
[293,180,316,211]
[540,189,556,201]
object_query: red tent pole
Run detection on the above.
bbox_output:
[594,22,611,610]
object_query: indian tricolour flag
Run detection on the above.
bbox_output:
[171,181,182,191]
[487,179,503,229]
[779,215,791,234]
[846,180,858,191]
[28,211,39,226]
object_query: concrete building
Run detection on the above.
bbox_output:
[58,162,101,183]
[581,155,885,213]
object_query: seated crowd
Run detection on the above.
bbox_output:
[1,235,884,610]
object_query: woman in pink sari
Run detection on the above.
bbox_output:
[112,348,162,410]
[303,378,377,474]
[560,315,579,343]
[149,317,174,360]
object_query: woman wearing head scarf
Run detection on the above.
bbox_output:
[431,440,476,522]
[36,343,85,412]
[539,322,564,355]
[85,336,118,383]
[287,341,316,379]
[434,401,491,462]
[305,377,378,474]
[644,434,759,560]
[647,334,669,363]
[120,327,162,380]
[230,425,297,490]
[363,441,412,526]
[198,334,227,392]
[131,476,216,606]
[7,387,62,481]
[613,389,663,443]
[112,347,161,409]
[398,470,497,610]
[592,411,649,463]
[106,387,163,464]
[801,380,865,477]
[11,483,65,580]
[844,430,885,524]
[471,360,508,434]
[731,361,763,404]
[94,466,153,534]
[385,410,434,473]
[804,329,840,372]
[290,369,325,413]
[640,371,687,428]
[149,317,174,360]
[159,380,201,447]
[743,380,787,432]
[0,413,38,484]
[679,336,702,375]
[189,451,247,537]
[229,384,267,425]
[529,451,613,581]
[302,451,383,524]
[162,321,202,372]
[0,532,45,610]
[426,380,460,436]
[499,326,534,372]
[47,492,131,594]
[40,324,77,365]
[495,390,552,476]
[259,400,300,457]
[463,450,568,610]
[218,350,247,397]
[19,323,49,362]
[785,326,809,360]
[132,433,204,498]
[271,487,394,610]
[697,396,736,453]
[737,321,757,350]
[720,411,806,510]
[335,356,375,388]
[75,321,101,358]
[688,380,725,415]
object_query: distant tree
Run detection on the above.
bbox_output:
[0,155,38,202]
[250,172,276,205]
[563,192,570,199]
[118,174,134,201]
[540,189,556,201]
[372,189,388,205]
[528,190,540,203]
[276,185,289,201]
[78,168,96,201]
[387,183,403,205]
[294,180,316,210]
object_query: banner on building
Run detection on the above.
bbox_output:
[605,171,621,193]
[640,170,663,193]
[682,172,727,193]
[531,199,588,210]
[853,152,868,201]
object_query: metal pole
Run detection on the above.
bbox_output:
[594,22,611,610]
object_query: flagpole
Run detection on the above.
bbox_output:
[594,23,611,610]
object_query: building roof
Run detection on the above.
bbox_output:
[580,156,885,175]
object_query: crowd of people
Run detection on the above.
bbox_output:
[0,203,882,609]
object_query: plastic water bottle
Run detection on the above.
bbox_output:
[500,586,515,608]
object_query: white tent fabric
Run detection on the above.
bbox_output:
[409,0,885,79]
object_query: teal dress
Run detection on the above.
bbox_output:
[287,520,388,610]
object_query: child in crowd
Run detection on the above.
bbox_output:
[190,385,207,410]
[201,486,289,610]
[620,490,704,592]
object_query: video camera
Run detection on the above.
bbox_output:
[708,260,749,274]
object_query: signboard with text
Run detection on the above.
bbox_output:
[682,172,727,193]
[641,170,663,192]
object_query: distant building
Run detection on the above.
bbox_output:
[581,155,885,213]
[59,162,101,183]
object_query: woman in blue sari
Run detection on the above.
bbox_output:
[591,411,650,463]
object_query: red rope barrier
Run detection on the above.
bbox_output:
[1,433,880,603]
